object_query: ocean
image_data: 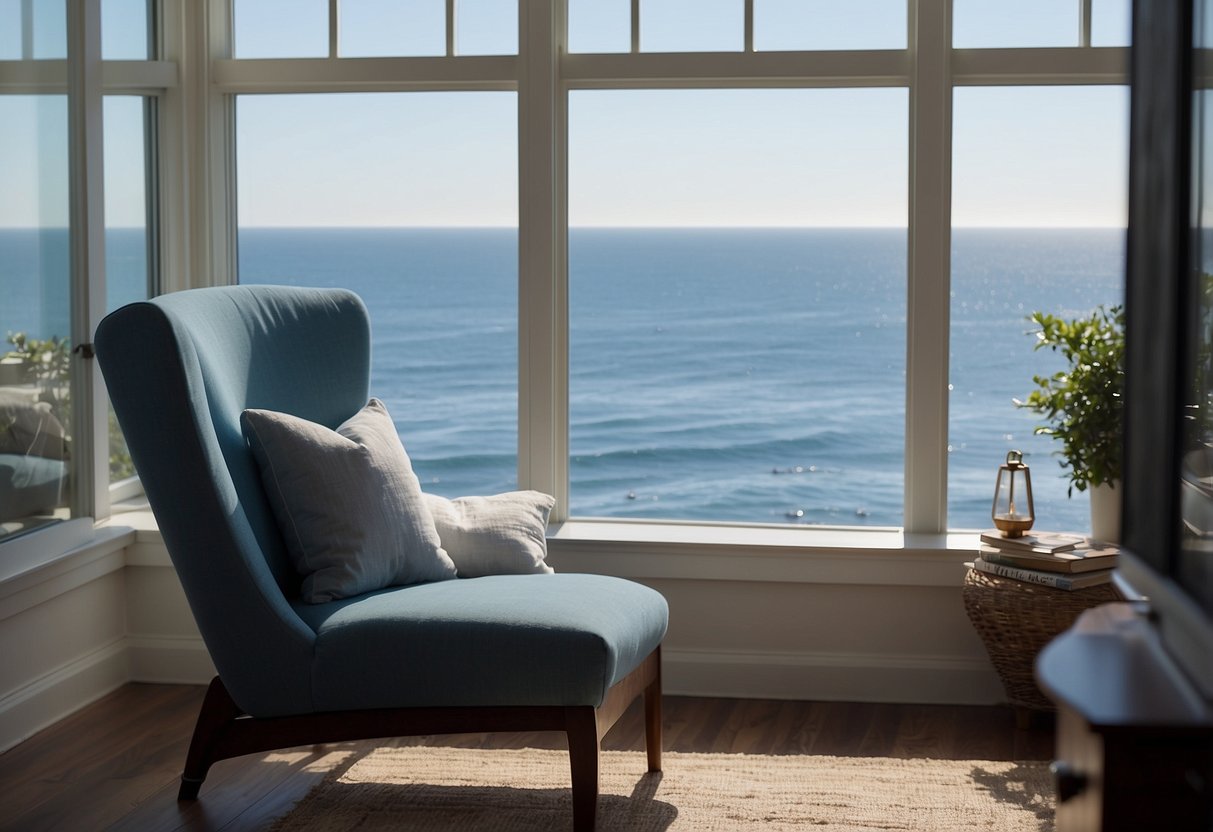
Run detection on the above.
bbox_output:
[2,227,1124,532]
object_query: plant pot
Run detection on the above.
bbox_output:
[1089,481,1121,543]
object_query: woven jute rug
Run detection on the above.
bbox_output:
[272,746,1054,831]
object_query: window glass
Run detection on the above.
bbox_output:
[948,86,1129,533]
[234,0,328,59]
[103,96,152,485]
[568,0,630,54]
[236,93,519,497]
[0,0,21,59]
[754,0,906,52]
[569,89,907,524]
[641,0,743,53]
[339,0,444,58]
[456,0,517,56]
[15,0,67,59]
[1091,0,1131,47]
[102,0,150,59]
[0,94,72,540]
[953,0,1077,49]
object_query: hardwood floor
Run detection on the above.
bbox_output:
[0,683,1054,831]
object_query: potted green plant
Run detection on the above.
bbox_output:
[1016,304,1125,541]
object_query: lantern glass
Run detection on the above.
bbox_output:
[992,450,1035,537]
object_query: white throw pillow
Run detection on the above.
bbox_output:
[241,398,457,603]
[424,490,556,578]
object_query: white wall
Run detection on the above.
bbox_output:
[0,514,1002,753]
[0,523,133,752]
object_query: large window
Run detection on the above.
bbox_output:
[0,0,1127,550]
[213,0,1129,534]
[0,0,161,546]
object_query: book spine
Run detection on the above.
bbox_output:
[981,550,1069,573]
[972,558,1081,590]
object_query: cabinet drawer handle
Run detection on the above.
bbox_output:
[1050,761,1088,803]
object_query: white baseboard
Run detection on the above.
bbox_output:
[662,648,1006,705]
[126,635,215,685]
[0,639,129,754]
[0,635,213,755]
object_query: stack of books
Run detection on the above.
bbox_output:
[970,530,1118,591]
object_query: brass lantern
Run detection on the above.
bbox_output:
[992,450,1035,537]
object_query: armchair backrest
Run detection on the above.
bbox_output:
[96,285,371,715]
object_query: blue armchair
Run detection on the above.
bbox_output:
[95,285,667,831]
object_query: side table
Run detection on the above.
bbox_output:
[1037,603,1213,832]
[962,566,1120,723]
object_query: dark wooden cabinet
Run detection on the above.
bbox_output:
[1036,603,1213,832]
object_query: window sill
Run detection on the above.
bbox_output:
[75,503,984,588]
[0,518,135,621]
[547,519,981,587]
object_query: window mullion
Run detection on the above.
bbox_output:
[66,0,109,521]
[143,95,162,300]
[517,0,568,519]
[744,0,754,52]
[20,0,33,59]
[328,0,338,58]
[904,0,952,533]
[446,0,456,56]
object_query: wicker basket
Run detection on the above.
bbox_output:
[963,567,1121,711]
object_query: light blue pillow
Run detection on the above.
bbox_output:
[241,398,456,603]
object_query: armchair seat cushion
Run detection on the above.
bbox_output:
[294,573,668,712]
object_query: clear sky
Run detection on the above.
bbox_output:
[1,0,1132,229]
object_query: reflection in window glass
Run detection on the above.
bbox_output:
[456,0,517,55]
[948,87,1128,533]
[569,89,907,524]
[568,0,630,53]
[1091,0,1131,47]
[641,0,743,53]
[236,93,519,497]
[104,97,152,485]
[0,95,72,540]
[102,0,150,59]
[953,0,1077,49]
[234,0,328,59]
[754,0,906,52]
[339,0,444,57]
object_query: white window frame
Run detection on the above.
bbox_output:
[198,0,1129,538]
[0,0,175,548]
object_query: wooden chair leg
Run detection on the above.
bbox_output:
[565,707,601,832]
[178,677,243,800]
[644,659,662,773]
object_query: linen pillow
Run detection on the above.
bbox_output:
[423,490,556,578]
[241,398,456,603]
